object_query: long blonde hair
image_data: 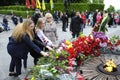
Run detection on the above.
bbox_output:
[12,19,34,42]
[36,18,44,29]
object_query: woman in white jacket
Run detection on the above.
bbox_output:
[30,18,56,65]
[36,18,56,49]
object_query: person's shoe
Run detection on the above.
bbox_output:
[63,30,67,32]
[9,73,16,76]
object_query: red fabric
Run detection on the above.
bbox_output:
[81,14,86,24]
[24,77,28,80]
[26,0,30,9]
[31,0,36,9]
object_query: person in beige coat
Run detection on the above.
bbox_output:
[44,13,58,45]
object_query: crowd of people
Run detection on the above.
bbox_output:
[1,8,119,78]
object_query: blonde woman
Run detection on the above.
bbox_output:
[44,13,58,44]
[30,18,55,65]
[36,18,57,47]
[7,19,49,77]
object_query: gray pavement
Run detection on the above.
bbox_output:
[0,15,120,80]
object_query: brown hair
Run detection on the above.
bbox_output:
[12,19,34,42]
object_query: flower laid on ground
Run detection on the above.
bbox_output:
[29,50,68,80]
[57,39,72,53]
[28,39,84,80]
[65,32,113,66]
[107,35,120,52]
[65,33,102,66]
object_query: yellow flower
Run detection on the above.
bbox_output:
[31,76,35,80]
[65,40,71,45]
[65,40,72,48]
[56,56,59,58]
[67,44,72,48]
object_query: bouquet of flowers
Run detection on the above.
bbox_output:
[109,35,120,54]
[28,50,68,80]
[27,39,84,80]
[65,32,114,66]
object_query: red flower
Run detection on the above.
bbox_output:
[66,47,77,59]
[115,40,120,46]
[24,77,28,80]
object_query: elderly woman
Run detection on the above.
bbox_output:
[44,13,58,45]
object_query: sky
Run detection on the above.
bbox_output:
[104,0,120,10]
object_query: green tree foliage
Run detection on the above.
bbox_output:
[93,0,103,3]
[0,0,25,6]
[117,9,120,14]
[93,0,98,3]
[99,0,104,3]
[107,5,115,13]
[80,0,91,3]
[0,0,92,6]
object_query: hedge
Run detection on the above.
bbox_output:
[0,3,104,17]
[0,3,104,11]
[0,10,34,17]
[0,6,26,11]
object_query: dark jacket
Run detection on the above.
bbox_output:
[19,16,23,23]
[7,35,41,59]
[3,18,8,25]
[61,14,68,23]
[29,32,47,58]
[70,16,83,33]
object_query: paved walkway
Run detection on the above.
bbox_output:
[0,15,120,80]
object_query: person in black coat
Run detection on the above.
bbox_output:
[66,9,69,28]
[19,15,23,23]
[7,20,49,77]
[92,10,98,27]
[108,13,113,27]
[31,9,41,25]
[61,12,68,32]
[3,15,9,31]
[12,15,18,26]
[70,11,83,39]
[70,9,75,18]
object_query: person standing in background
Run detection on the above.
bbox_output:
[61,12,68,32]
[3,15,9,31]
[81,12,86,28]
[92,9,98,27]
[70,11,83,39]
[19,15,23,23]
[13,16,18,26]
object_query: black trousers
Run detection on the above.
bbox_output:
[23,58,27,68]
[62,22,67,31]
[72,32,79,38]
[9,56,22,76]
